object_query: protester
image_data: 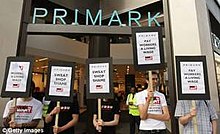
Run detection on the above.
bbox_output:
[135,71,170,134]
[3,81,43,129]
[93,98,120,134]
[45,97,79,134]
[175,100,218,134]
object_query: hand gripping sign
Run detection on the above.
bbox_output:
[132,27,165,104]
[86,57,113,132]
[45,60,75,132]
[176,56,210,134]
[86,57,113,99]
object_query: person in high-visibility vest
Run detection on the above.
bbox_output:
[126,87,140,134]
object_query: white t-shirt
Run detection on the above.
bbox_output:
[3,98,43,124]
[135,89,167,130]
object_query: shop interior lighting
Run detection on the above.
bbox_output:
[41,66,48,69]
[38,57,48,62]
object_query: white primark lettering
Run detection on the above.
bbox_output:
[32,8,161,27]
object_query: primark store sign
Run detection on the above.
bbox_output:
[32,8,161,27]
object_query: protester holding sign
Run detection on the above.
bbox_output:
[3,81,43,129]
[45,97,79,134]
[174,100,218,134]
[93,98,120,134]
[135,71,170,134]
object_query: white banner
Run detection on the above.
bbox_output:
[6,62,30,92]
[180,62,205,94]
[49,66,72,97]
[89,63,109,93]
[136,32,160,65]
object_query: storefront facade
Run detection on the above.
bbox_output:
[0,0,219,133]
[210,0,220,104]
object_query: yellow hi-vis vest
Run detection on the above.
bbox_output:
[127,93,140,116]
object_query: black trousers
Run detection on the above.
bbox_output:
[129,114,140,134]
[139,129,166,134]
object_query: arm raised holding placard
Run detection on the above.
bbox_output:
[135,71,170,132]
[93,98,120,134]
[45,100,79,134]
[175,100,218,134]
[3,81,43,129]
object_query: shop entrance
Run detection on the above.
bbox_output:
[25,25,174,134]
[26,25,152,133]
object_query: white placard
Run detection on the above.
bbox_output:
[89,63,109,93]
[136,32,160,65]
[49,66,72,97]
[180,62,205,94]
[6,62,30,92]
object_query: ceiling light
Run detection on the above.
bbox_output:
[38,57,48,62]
[41,66,48,69]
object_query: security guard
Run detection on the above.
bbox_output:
[126,87,140,134]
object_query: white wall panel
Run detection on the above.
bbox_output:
[0,0,23,126]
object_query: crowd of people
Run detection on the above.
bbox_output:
[2,71,219,134]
